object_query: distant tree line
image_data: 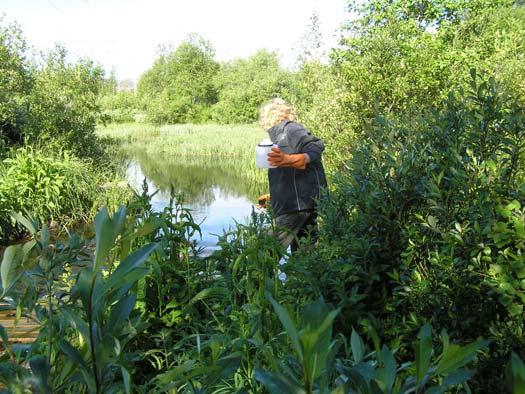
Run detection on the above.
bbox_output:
[100,34,300,125]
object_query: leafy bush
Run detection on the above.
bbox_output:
[299,0,525,172]
[23,45,105,159]
[0,147,129,242]
[137,35,219,124]
[257,295,487,394]
[100,90,141,123]
[211,50,298,124]
[0,17,32,146]
[0,206,159,393]
[284,73,525,389]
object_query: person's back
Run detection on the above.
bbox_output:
[258,98,327,253]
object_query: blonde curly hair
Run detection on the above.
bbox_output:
[258,98,297,130]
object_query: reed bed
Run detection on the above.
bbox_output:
[97,123,267,158]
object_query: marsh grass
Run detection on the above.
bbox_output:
[97,122,267,158]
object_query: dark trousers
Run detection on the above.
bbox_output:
[273,210,318,254]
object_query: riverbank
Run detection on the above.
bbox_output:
[97,121,269,200]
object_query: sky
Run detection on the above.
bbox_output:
[1,0,349,80]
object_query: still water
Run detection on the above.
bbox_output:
[125,150,267,253]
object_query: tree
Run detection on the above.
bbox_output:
[0,17,32,146]
[24,45,106,159]
[137,34,219,124]
[211,50,296,124]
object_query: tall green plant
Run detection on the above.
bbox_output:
[256,296,487,394]
[0,206,161,393]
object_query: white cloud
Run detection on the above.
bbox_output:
[2,0,348,79]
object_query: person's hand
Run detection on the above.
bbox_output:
[256,194,271,209]
[267,147,307,169]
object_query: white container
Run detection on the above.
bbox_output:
[255,140,277,168]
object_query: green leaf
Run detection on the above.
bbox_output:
[94,207,126,269]
[107,294,136,332]
[10,212,38,235]
[427,215,438,228]
[416,324,433,384]
[254,369,306,394]
[107,243,158,289]
[182,287,229,314]
[426,369,476,394]
[266,292,303,360]
[61,308,90,343]
[94,207,113,267]
[351,329,365,364]
[22,239,37,265]
[59,339,89,370]
[121,366,131,394]
[376,345,397,392]
[73,269,94,310]
[436,339,489,375]
[154,360,196,387]
[1,244,23,296]
[507,352,525,394]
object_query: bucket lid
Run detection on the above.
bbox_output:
[258,139,274,147]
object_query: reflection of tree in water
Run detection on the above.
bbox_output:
[129,149,267,206]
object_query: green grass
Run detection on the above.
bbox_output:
[97,122,267,158]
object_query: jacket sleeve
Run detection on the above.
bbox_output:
[286,122,325,163]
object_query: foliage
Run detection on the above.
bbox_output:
[23,45,106,159]
[211,50,297,124]
[0,17,32,147]
[100,90,140,123]
[284,73,525,390]
[0,188,490,393]
[298,0,525,171]
[257,296,487,394]
[0,147,130,243]
[0,205,160,393]
[137,34,219,124]
[507,352,525,394]
[347,0,517,31]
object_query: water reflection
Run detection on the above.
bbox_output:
[126,150,268,251]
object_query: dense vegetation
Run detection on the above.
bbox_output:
[0,17,128,243]
[1,0,525,392]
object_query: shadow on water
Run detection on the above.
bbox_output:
[125,148,268,251]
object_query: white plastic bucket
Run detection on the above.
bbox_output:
[255,140,277,168]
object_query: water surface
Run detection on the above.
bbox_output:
[126,150,267,253]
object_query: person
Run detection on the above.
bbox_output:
[258,98,327,253]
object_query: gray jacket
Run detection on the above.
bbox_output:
[267,120,327,216]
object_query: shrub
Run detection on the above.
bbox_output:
[100,90,140,123]
[136,35,219,124]
[283,73,525,389]
[0,147,129,242]
[0,17,32,146]
[211,50,297,124]
[23,45,105,160]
